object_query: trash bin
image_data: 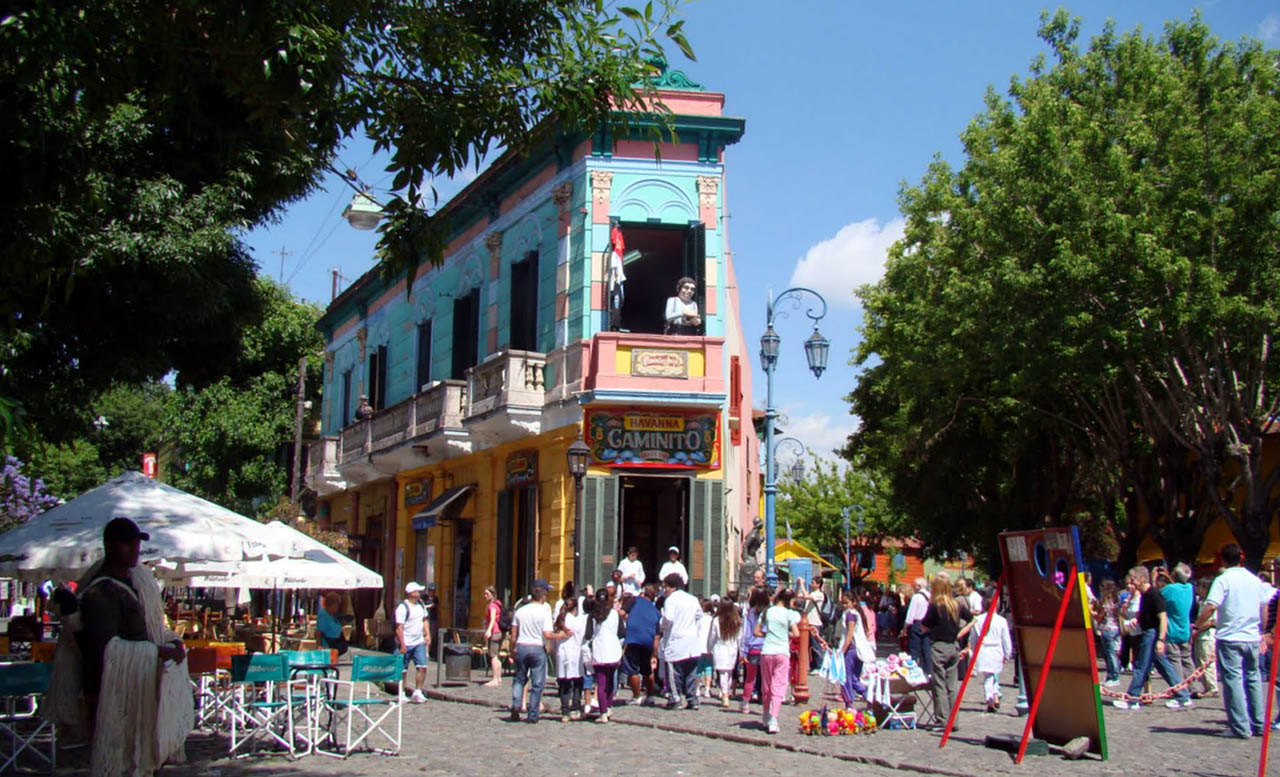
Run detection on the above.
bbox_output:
[443,642,471,682]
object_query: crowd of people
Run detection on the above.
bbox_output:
[386,541,1280,742]
[474,545,1014,734]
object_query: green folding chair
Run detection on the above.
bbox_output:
[228,653,294,758]
[316,653,403,758]
[0,663,55,772]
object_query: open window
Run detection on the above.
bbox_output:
[612,221,705,335]
[451,288,480,379]
[509,251,539,351]
[415,320,432,392]
[367,343,388,411]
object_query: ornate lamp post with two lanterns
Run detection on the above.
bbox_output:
[759,287,830,588]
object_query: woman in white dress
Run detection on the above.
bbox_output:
[960,591,1012,712]
[551,596,588,721]
[709,600,742,706]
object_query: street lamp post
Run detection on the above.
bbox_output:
[760,288,829,588]
[566,437,590,584]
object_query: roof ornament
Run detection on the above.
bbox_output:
[643,55,704,91]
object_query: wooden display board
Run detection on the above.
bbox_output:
[999,527,1107,760]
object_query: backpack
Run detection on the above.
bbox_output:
[497,603,514,634]
[820,594,838,628]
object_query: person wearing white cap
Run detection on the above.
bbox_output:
[658,547,689,587]
[396,582,431,703]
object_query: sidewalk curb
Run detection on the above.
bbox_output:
[421,686,980,777]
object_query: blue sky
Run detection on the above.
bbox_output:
[247,1,1278,465]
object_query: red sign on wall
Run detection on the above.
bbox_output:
[141,452,158,478]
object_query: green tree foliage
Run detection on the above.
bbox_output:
[849,11,1280,568]
[165,280,324,516]
[19,382,169,499]
[776,457,906,582]
[1,0,693,445]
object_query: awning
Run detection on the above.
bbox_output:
[411,485,474,530]
[774,539,838,570]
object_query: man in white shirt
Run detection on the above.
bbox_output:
[658,546,689,586]
[509,578,557,723]
[903,577,932,676]
[801,577,826,673]
[659,573,704,710]
[1197,544,1271,738]
[395,582,431,703]
[617,546,646,595]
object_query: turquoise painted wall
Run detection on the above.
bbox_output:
[319,152,731,436]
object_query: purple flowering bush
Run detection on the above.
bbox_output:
[0,456,59,533]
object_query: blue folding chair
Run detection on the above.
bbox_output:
[316,653,403,758]
[0,662,55,772]
[228,653,294,758]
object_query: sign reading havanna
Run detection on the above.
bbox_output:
[586,407,719,468]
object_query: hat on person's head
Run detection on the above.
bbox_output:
[404,582,425,594]
[103,517,149,543]
[427,582,436,591]
[667,545,680,556]
[710,594,721,603]
[532,578,550,592]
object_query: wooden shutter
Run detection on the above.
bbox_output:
[581,475,619,589]
[682,222,706,332]
[495,490,513,606]
[688,478,725,598]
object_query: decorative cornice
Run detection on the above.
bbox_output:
[551,181,574,215]
[696,176,719,208]
[484,231,503,259]
[590,170,614,204]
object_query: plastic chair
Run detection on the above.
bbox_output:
[316,653,403,758]
[228,653,294,758]
[0,663,55,772]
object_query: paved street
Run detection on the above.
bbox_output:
[39,654,1275,777]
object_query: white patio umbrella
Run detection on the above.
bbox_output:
[0,472,302,582]
[159,521,381,590]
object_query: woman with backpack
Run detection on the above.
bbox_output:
[586,589,623,723]
[483,586,505,687]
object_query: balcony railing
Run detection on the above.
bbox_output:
[465,349,547,419]
[547,332,725,398]
[332,380,467,464]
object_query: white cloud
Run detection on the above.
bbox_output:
[776,406,859,459]
[1259,13,1279,42]
[789,217,906,308]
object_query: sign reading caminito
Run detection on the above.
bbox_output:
[586,408,719,469]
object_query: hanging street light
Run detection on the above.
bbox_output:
[342,190,384,231]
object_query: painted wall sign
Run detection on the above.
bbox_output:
[631,348,689,378]
[505,449,538,488]
[403,478,433,506]
[141,452,158,478]
[586,408,719,468]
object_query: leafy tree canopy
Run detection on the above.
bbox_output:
[1,0,693,445]
[849,10,1280,568]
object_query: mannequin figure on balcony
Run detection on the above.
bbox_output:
[355,394,374,421]
[664,277,701,336]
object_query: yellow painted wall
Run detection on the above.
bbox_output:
[393,424,582,629]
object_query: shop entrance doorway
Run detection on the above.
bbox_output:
[619,475,689,584]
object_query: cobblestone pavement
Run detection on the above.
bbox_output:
[36,653,1274,777]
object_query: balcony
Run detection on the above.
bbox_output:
[306,380,468,494]
[547,332,725,406]
[464,349,548,444]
